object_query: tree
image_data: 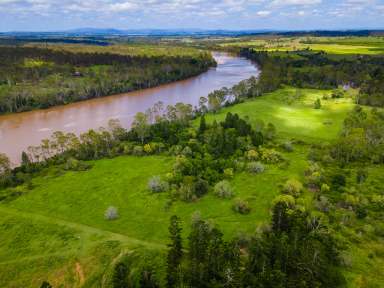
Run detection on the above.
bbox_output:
[132,112,149,144]
[0,153,11,175]
[139,265,160,288]
[167,216,183,288]
[198,115,207,135]
[0,153,11,186]
[21,151,31,167]
[112,262,129,288]
[40,281,52,288]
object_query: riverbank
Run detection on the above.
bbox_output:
[0,52,258,164]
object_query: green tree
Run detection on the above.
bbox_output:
[40,281,52,288]
[132,112,149,144]
[166,216,183,288]
[21,151,31,167]
[198,115,207,135]
[139,265,160,288]
[112,262,129,288]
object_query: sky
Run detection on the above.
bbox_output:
[0,0,383,32]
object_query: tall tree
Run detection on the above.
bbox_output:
[132,112,149,144]
[166,215,183,288]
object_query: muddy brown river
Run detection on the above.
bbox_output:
[0,52,259,164]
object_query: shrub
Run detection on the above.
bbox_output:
[259,148,283,164]
[331,173,346,189]
[133,145,144,156]
[321,183,330,193]
[246,149,259,161]
[224,168,234,179]
[64,158,91,171]
[356,168,368,184]
[232,199,251,214]
[194,178,209,198]
[247,162,265,174]
[105,206,119,220]
[234,160,246,172]
[282,141,294,152]
[282,179,303,197]
[148,176,169,193]
[214,180,234,199]
[314,98,322,109]
[179,183,195,202]
[143,144,152,154]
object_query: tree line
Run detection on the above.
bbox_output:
[0,46,215,113]
[240,48,384,107]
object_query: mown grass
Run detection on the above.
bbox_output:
[0,88,358,286]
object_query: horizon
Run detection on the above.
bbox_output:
[1,0,384,32]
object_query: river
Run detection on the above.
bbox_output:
[0,52,259,164]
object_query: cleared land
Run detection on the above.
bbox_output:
[0,87,360,287]
[219,36,384,54]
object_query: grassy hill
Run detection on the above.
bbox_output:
[3,87,383,287]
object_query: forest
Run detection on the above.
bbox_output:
[0,45,215,113]
[1,35,384,287]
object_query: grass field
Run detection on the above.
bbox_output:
[219,36,384,54]
[204,87,355,142]
[0,88,363,287]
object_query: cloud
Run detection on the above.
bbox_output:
[271,0,321,6]
[257,10,271,16]
[0,0,383,31]
[109,2,139,12]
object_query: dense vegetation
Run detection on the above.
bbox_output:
[0,45,214,113]
[240,48,384,107]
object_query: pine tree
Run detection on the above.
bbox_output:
[139,265,160,288]
[166,215,183,288]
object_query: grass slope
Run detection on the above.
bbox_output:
[204,87,354,142]
[0,88,356,287]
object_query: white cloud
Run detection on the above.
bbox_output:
[271,0,321,6]
[257,10,271,16]
[109,2,138,12]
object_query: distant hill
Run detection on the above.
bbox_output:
[1,28,383,38]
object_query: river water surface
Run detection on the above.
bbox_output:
[0,52,259,164]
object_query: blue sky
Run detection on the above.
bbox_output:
[0,0,383,32]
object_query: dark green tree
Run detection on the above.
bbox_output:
[166,216,183,288]
[40,281,52,288]
[112,262,129,288]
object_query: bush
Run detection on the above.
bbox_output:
[246,149,259,161]
[105,206,119,220]
[314,98,322,109]
[232,199,251,214]
[143,144,153,154]
[356,168,368,184]
[64,158,91,171]
[282,141,294,152]
[259,148,283,164]
[194,178,209,198]
[247,162,265,174]
[148,176,169,193]
[133,146,144,156]
[282,179,303,197]
[214,180,234,199]
[224,168,234,179]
